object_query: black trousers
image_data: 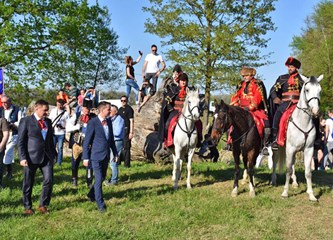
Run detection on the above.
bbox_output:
[22,158,53,210]
[272,101,290,130]
[120,128,131,167]
[0,151,4,185]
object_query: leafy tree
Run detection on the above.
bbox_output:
[291,0,333,111]
[1,0,125,105]
[143,0,276,128]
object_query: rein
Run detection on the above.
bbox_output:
[289,81,319,149]
[177,99,199,152]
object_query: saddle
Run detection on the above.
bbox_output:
[277,104,297,146]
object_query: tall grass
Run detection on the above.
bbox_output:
[0,158,332,240]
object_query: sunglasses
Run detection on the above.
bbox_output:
[152,49,157,52]
[121,100,127,102]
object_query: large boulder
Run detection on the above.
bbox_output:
[130,78,171,163]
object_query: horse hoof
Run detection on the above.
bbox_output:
[231,188,238,197]
[270,181,277,187]
[281,191,288,198]
[173,185,178,190]
[249,191,256,198]
[187,185,192,190]
[292,183,299,189]
[309,195,318,202]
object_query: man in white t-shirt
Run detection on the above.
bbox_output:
[324,109,333,170]
[142,44,166,94]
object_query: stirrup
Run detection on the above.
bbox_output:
[262,147,269,156]
[271,141,279,150]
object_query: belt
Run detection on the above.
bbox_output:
[115,139,123,142]
[282,95,299,101]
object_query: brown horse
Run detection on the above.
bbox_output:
[211,100,261,197]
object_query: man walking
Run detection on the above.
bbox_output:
[105,104,124,186]
[49,99,69,166]
[18,100,57,215]
[0,95,22,179]
[83,101,118,212]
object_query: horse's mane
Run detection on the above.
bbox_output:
[227,104,254,127]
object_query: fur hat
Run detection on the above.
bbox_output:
[173,64,182,73]
[178,73,188,82]
[240,67,256,76]
[285,57,301,69]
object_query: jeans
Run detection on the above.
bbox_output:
[110,140,123,183]
[53,134,65,165]
[323,141,333,168]
[125,79,140,102]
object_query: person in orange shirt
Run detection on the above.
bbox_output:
[56,89,70,113]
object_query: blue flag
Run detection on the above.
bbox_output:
[0,68,3,94]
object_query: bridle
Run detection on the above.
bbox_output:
[177,98,200,150]
[291,81,320,148]
[296,81,320,117]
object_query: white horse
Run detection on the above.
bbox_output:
[171,89,200,190]
[272,74,323,201]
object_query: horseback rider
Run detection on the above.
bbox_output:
[230,67,270,152]
[158,71,203,148]
[269,57,304,149]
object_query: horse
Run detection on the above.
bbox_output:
[170,89,200,190]
[211,100,262,197]
[272,74,323,201]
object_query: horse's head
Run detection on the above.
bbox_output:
[183,89,200,121]
[300,74,323,117]
[210,99,232,144]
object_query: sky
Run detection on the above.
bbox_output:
[92,0,322,93]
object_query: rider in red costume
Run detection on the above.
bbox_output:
[230,67,270,153]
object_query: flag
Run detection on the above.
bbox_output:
[0,68,3,94]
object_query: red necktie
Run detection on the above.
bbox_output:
[38,119,45,129]
[81,114,89,123]
[102,119,107,126]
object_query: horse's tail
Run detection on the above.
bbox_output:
[277,147,286,174]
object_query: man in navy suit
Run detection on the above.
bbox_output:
[18,100,57,215]
[83,101,118,212]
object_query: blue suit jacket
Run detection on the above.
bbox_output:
[82,116,118,161]
[18,115,57,165]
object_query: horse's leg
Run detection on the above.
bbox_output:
[281,148,295,198]
[186,148,195,189]
[304,147,317,201]
[291,164,298,188]
[241,169,248,185]
[231,144,241,197]
[247,149,257,198]
[173,146,182,190]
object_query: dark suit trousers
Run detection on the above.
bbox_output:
[22,158,53,210]
[88,158,108,209]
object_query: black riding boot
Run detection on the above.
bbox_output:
[262,128,271,155]
[271,128,278,150]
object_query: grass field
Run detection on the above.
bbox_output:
[0,158,333,240]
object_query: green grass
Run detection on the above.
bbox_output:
[1,158,333,240]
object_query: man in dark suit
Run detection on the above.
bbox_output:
[83,101,118,212]
[18,100,57,215]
